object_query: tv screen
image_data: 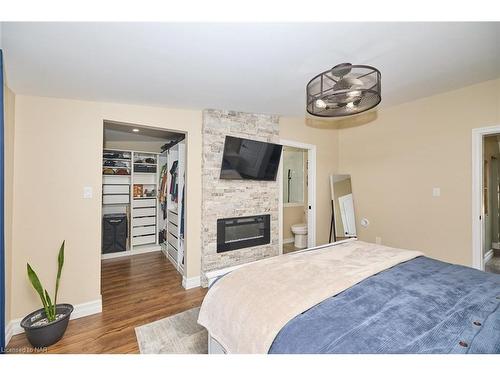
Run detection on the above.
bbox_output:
[220,136,283,181]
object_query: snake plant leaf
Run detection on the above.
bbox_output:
[26,241,66,322]
[54,241,65,306]
[27,263,50,318]
[44,289,55,322]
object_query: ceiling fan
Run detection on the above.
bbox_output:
[306,63,381,117]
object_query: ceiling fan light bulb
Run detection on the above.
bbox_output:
[315,99,327,109]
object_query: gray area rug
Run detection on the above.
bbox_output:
[135,307,208,354]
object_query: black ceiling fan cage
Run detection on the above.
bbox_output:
[306,63,381,117]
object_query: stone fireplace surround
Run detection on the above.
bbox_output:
[201,109,280,286]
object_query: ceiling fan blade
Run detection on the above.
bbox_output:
[333,77,364,91]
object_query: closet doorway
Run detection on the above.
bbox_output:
[101,121,187,310]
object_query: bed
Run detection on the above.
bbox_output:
[198,239,500,354]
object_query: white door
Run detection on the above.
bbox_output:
[338,193,357,237]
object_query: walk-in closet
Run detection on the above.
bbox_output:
[101,121,186,274]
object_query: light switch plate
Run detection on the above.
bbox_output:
[432,187,441,197]
[83,186,93,199]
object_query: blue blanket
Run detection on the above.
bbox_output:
[269,257,500,354]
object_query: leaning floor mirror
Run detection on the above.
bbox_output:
[329,175,357,242]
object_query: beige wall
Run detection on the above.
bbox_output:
[338,79,500,266]
[279,117,340,245]
[3,84,15,324]
[11,95,202,319]
[283,205,306,240]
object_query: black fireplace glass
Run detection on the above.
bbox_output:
[217,214,270,253]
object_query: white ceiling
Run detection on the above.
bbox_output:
[2,22,499,116]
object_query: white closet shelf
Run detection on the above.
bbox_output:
[103,158,131,161]
[132,235,156,246]
[134,162,156,166]
[103,175,131,185]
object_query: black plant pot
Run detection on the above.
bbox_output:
[20,303,73,348]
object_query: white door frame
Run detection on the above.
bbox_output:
[278,139,317,254]
[472,124,500,271]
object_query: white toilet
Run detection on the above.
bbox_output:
[291,223,308,249]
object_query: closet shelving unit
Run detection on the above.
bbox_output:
[159,140,186,274]
[131,152,159,249]
[101,148,161,259]
[102,151,131,206]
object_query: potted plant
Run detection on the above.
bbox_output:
[20,241,73,348]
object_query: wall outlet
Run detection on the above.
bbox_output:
[432,187,441,197]
[375,236,382,245]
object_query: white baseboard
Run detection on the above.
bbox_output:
[5,297,102,346]
[283,238,294,244]
[70,298,103,320]
[484,249,494,264]
[182,275,201,290]
[5,320,16,347]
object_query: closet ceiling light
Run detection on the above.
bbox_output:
[132,128,140,132]
[306,63,381,117]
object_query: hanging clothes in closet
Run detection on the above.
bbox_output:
[169,160,179,202]
[158,162,169,219]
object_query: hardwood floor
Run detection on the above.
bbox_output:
[485,255,500,275]
[7,251,207,353]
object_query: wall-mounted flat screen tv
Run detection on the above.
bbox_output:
[220,136,283,181]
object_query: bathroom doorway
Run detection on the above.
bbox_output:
[278,140,316,254]
[475,132,500,274]
[472,125,500,273]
